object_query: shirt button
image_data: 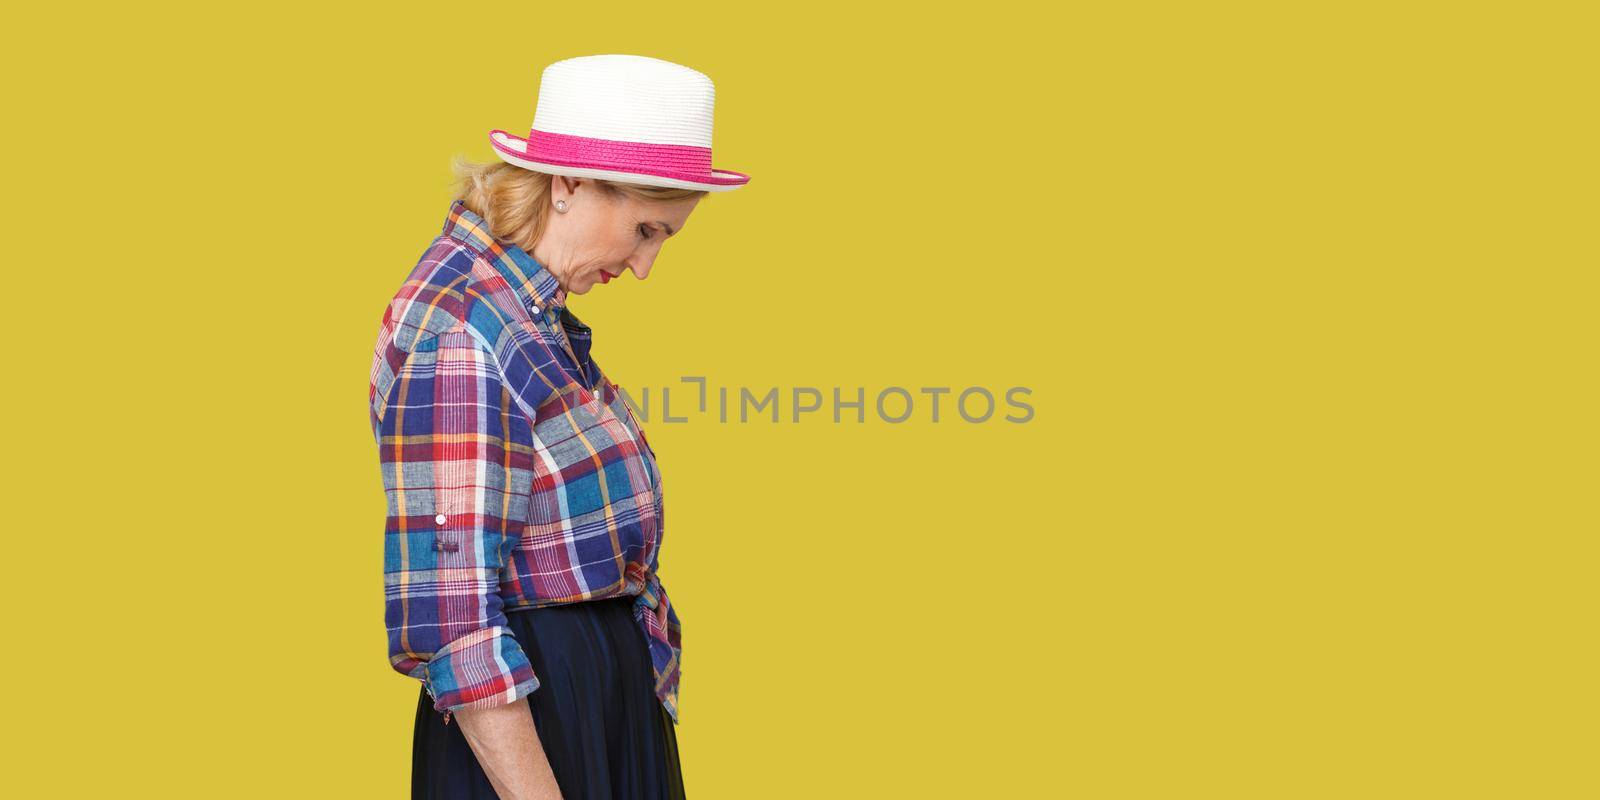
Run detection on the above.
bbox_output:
[435,513,447,525]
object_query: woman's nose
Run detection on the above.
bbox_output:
[627,255,655,280]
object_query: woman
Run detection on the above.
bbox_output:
[367,54,750,800]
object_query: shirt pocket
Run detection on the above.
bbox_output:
[604,377,657,465]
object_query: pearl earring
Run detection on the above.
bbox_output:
[555,200,568,213]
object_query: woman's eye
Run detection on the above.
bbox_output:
[637,224,651,240]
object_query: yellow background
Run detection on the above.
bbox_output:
[6,1,1595,797]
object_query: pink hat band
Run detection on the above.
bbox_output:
[490,128,750,188]
[489,54,751,193]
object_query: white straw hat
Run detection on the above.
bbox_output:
[488,54,751,192]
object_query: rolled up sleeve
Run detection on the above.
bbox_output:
[375,322,540,714]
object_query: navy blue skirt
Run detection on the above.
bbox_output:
[411,595,686,799]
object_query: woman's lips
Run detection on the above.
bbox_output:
[599,269,620,284]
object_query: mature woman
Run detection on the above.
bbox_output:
[367,54,750,800]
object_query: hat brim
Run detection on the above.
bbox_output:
[490,130,749,192]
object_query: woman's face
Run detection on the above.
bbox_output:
[535,177,703,295]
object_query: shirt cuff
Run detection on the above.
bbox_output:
[421,626,540,713]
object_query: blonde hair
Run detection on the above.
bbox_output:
[449,155,707,254]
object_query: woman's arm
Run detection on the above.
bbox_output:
[455,698,564,800]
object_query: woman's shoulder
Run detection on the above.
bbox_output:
[383,236,512,349]
[368,237,504,420]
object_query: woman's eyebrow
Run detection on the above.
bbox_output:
[654,221,678,236]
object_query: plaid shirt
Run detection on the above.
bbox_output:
[368,200,682,725]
